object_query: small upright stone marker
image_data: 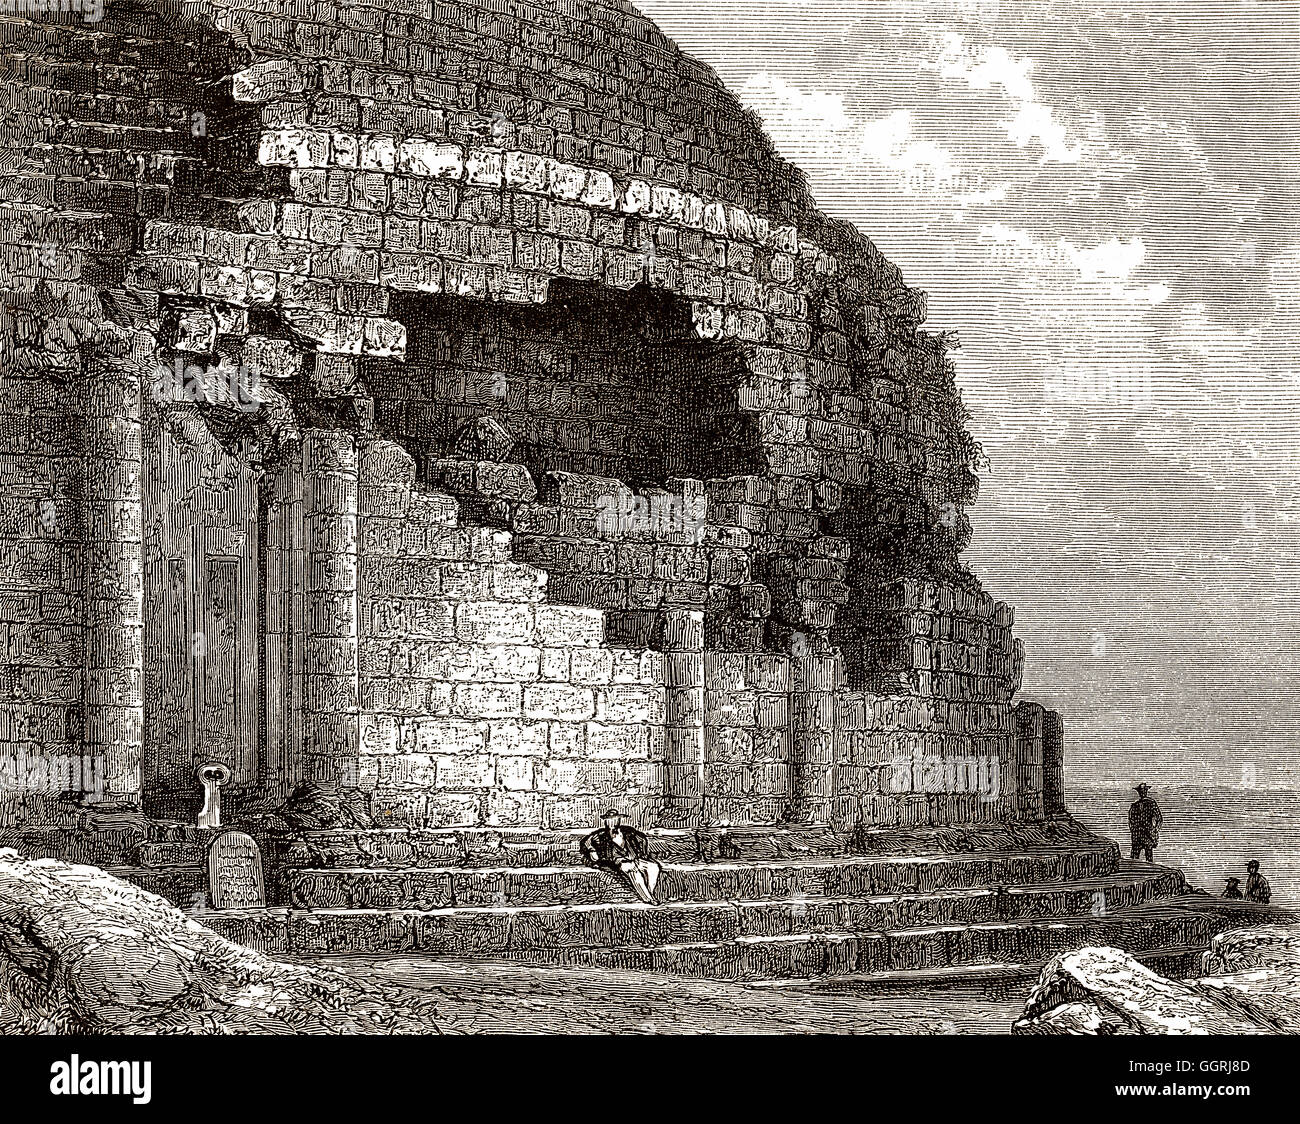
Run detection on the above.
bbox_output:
[208,830,266,910]
[196,761,232,829]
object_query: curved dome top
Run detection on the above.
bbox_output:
[214,0,910,307]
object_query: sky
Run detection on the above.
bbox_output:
[637,0,1300,790]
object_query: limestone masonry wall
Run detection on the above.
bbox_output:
[374,284,761,485]
[0,0,1066,832]
[356,435,670,828]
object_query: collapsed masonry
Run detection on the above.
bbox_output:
[0,0,1066,837]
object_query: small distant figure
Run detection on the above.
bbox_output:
[1222,877,1243,900]
[1245,860,1272,904]
[1128,783,1162,863]
[581,809,662,905]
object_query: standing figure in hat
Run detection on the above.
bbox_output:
[1223,876,1244,899]
[1245,860,1272,904]
[581,809,662,905]
[1128,783,1162,863]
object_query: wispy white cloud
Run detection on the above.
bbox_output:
[925,32,1084,163]
[740,76,961,188]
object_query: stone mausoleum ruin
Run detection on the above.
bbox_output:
[0,0,1245,982]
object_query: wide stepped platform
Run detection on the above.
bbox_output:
[188,822,1252,986]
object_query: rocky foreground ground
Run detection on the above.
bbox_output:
[0,849,442,1034]
[1014,926,1300,1033]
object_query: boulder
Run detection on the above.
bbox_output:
[1195,926,1300,1034]
[1202,924,1300,974]
[0,849,442,1034]
[1014,947,1265,1034]
[1014,927,1300,1034]
[1194,970,1300,1034]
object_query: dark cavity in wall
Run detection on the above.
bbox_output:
[372,282,764,487]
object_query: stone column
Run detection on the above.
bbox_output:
[300,429,360,788]
[82,342,147,806]
[786,649,840,825]
[1014,701,1046,822]
[262,452,305,800]
[1043,709,1066,818]
[661,609,705,828]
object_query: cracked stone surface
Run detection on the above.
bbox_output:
[0,850,443,1034]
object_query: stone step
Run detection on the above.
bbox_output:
[848,819,1088,854]
[24,141,201,184]
[506,913,1230,981]
[1,819,212,869]
[396,523,515,564]
[279,852,1164,914]
[0,169,170,217]
[745,942,1210,992]
[107,864,208,907]
[171,161,288,200]
[128,824,845,882]
[360,557,547,604]
[268,824,1116,873]
[205,872,1193,958]
[200,901,1228,979]
[176,195,278,234]
[283,858,1173,913]
[409,491,463,529]
[270,826,840,869]
[134,840,210,867]
[0,204,137,252]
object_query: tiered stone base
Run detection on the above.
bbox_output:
[108,820,1253,987]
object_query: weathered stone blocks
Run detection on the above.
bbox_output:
[0,2,1057,836]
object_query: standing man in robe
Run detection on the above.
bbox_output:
[1128,783,1162,863]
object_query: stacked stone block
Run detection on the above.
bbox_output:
[0,6,229,822]
[356,437,669,828]
[0,367,87,827]
[0,1,1068,833]
[197,0,973,669]
[1014,701,1048,823]
[841,577,1023,702]
[702,650,792,826]
[788,651,840,825]
[510,471,772,650]
[301,430,362,787]
[80,345,149,808]
[661,609,705,827]
[370,285,760,486]
[1043,709,1066,818]
[825,577,1026,830]
[834,692,1018,830]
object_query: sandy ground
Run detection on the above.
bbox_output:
[305,955,1028,1034]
